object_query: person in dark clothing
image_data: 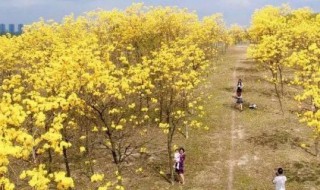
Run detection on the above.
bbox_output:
[234,79,243,111]
[237,79,243,92]
[233,91,243,111]
[175,147,186,185]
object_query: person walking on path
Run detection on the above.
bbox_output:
[175,147,186,185]
[273,168,287,190]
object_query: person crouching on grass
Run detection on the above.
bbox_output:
[233,91,243,111]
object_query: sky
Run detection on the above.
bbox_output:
[0,0,319,27]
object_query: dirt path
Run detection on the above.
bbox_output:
[227,111,235,190]
[227,46,246,190]
[185,45,249,190]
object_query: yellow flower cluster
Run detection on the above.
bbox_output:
[91,173,105,182]
[53,172,75,190]
[19,165,50,189]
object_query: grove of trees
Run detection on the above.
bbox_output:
[0,4,231,189]
[248,5,320,156]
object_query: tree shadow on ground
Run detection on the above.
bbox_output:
[239,59,256,65]
[246,130,301,150]
[152,165,173,184]
[222,87,236,92]
[290,139,317,157]
[245,74,267,81]
[235,67,260,73]
[222,102,237,109]
[221,86,268,95]
[286,161,320,185]
[260,91,274,98]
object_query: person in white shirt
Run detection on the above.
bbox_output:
[174,149,180,169]
[273,168,287,190]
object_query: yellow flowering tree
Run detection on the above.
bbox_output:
[285,10,320,156]
[0,4,229,189]
[248,5,291,112]
[228,24,247,45]
[248,5,320,156]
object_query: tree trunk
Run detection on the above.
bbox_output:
[85,127,94,174]
[272,70,284,114]
[167,87,175,184]
[167,135,174,184]
[108,133,119,165]
[274,82,284,114]
[45,124,53,173]
[32,148,37,164]
[314,104,320,157]
[159,94,163,123]
[185,125,189,139]
[278,65,284,96]
[117,165,123,186]
[315,135,320,157]
[62,146,71,177]
[139,91,143,117]
[166,112,174,184]
[47,149,52,173]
